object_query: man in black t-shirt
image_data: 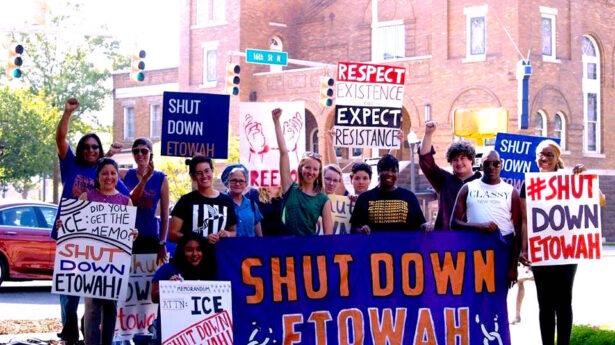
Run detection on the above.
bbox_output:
[351,154,427,233]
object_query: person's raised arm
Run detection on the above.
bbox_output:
[129,161,154,205]
[56,98,79,160]
[325,129,339,167]
[419,121,436,156]
[272,108,292,193]
[450,185,498,232]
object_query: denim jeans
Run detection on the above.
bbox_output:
[84,297,117,345]
[59,294,81,343]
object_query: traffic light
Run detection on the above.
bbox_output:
[225,63,240,96]
[319,76,334,107]
[6,42,24,79]
[130,50,146,82]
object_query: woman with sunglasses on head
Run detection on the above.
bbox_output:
[53,98,129,345]
[168,155,236,243]
[272,108,333,235]
[519,140,605,345]
[119,138,170,263]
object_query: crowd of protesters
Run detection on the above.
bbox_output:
[53,101,604,345]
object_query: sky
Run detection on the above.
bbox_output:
[0,0,180,128]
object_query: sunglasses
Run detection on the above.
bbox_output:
[483,161,502,168]
[132,148,150,155]
[83,144,100,151]
[303,151,322,161]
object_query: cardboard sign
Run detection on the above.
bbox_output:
[239,101,305,187]
[329,195,353,235]
[334,62,405,149]
[161,91,230,158]
[495,133,560,190]
[217,232,513,345]
[52,199,136,301]
[115,254,160,340]
[525,172,602,266]
[160,281,233,345]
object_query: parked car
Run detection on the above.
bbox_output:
[0,199,57,286]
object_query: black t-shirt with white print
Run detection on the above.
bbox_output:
[172,191,237,238]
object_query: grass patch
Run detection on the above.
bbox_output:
[570,325,615,345]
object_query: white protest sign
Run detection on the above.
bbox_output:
[52,199,136,300]
[239,101,305,187]
[115,254,160,339]
[160,281,233,345]
[335,61,405,149]
[525,172,602,266]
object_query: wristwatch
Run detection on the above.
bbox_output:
[159,240,167,246]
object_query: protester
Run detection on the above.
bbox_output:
[272,108,333,235]
[350,162,372,197]
[53,98,128,345]
[450,150,521,288]
[168,155,236,243]
[419,121,481,230]
[519,140,604,345]
[120,138,169,262]
[255,186,285,236]
[350,154,427,233]
[323,164,346,196]
[510,264,534,325]
[224,165,263,237]
[151,233,215,344]
[75,158,137,345]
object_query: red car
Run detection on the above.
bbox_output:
[0,199,57,286]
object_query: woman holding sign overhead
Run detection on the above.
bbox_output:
[272,108,333,235]
[519,140,605,345]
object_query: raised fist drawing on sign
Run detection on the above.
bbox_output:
[283,112,303,161]
[244,114,269,163]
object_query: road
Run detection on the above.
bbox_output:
[1,248,614,344]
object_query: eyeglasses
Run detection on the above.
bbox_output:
[132,148,150,155]
[83,144,100,151]
[324,177,340,183]
[483,161,502,168]
[229,179,246,185]
[302,151,322,161]
[194,169,212,177]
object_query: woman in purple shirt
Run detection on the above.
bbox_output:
[120,138,169,263]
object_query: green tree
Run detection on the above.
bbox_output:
[152,142,191,204]
[9,5,128,202]
[0,87,58,197]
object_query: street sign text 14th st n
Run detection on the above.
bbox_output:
[246,48,288,66]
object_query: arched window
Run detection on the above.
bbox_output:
[582,35,600,153]
[554,112,566,150]
[310,129,319,153]
[534,110,547,137]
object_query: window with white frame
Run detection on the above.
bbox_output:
[373,20,405,61]
[464,5,488,62]
[352,148,363,157]
[150,104,161,138]
[582,35,600,153]
[196,0,225,26]
[540,7,557,61]
[534,110,547,137]
[310,129,319,153]
[201,41,218,88]
[124,106,135,140]
[554,112,566,150]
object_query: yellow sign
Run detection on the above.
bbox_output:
[454,107,508,145]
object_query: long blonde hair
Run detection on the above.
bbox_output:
[535,139,565,170]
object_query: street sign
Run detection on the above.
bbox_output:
[246,48,288,66]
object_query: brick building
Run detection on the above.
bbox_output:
[113,0,615,240]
